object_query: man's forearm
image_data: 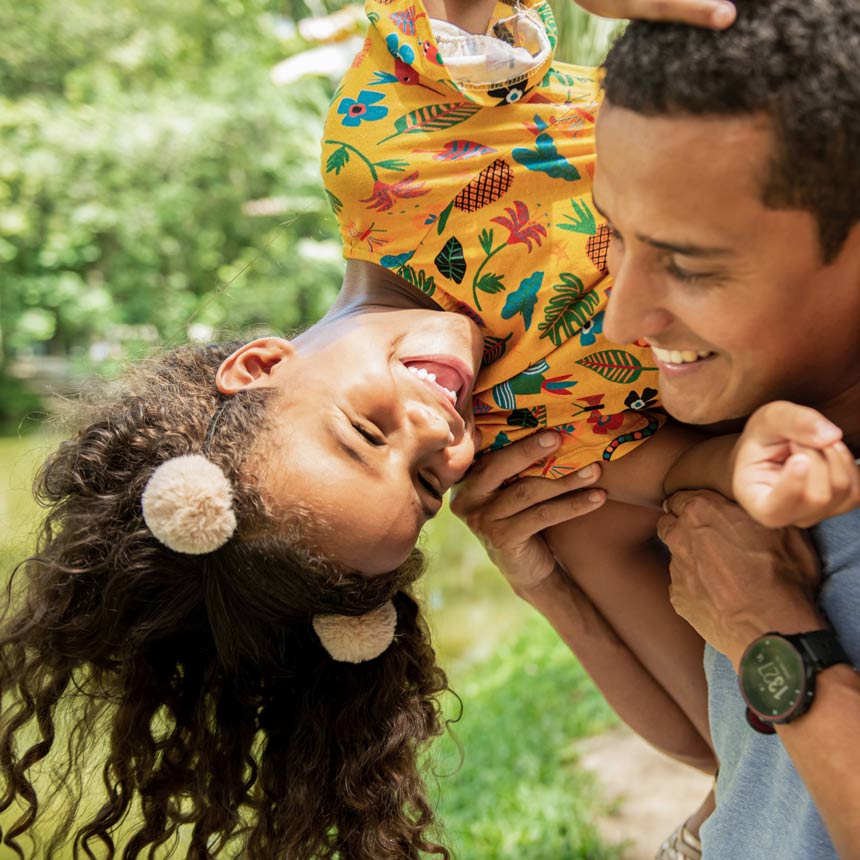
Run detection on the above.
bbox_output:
[518,567,715,771]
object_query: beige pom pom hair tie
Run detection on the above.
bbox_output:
[140,398,397,663]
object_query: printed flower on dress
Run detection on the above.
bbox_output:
[579,311,604,346]
[587,410,625,434]
[338,90,388,127]
[624,387,659,410]
[360,171,429,211]
[487,83,528,105]
[491,201,547,252]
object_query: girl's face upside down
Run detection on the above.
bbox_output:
[217,307,484,574]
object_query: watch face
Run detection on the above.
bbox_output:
[740,636,807,721]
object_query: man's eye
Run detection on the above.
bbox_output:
[418,472,442,500]
[353,424,384,446]
[666,260,711,284]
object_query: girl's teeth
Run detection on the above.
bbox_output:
[408,365,457,403]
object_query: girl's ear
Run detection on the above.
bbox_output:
[215,337,296,394]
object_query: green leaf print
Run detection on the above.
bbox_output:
[434,236,467,284]
[325,190,343,216]
[325,145,350,175]
[375,158,409,171]
[379,102,482,143]
[537,273,601,347]
[437,200,454,235]
[475,272,505,295]
[482,333,512,366]
[478,228,494,255]
[558,198,597,235]
[576,349,656,385]
[399,264,436,297]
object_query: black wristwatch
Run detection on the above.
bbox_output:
[739,630,851,735]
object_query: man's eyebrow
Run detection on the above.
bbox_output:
[590,194,731,258]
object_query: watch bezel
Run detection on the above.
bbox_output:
[739,633,816,725]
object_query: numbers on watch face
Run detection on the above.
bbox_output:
[740,637,806,720]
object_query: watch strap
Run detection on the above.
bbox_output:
[787,629,850,672]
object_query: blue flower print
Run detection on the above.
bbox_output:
[385,33,416,64]
[337,90,388,127]
[579,310,604,346]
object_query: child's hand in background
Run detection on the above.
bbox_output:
[732,401,860,528]
[574,0,736,29]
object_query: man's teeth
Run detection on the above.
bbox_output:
[650,346,713,365]
[408,365,458,404]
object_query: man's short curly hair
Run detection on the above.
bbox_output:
[602,0,860,261]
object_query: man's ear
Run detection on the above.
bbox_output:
[215,337,296,394]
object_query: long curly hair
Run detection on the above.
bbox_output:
[0,342,451,860]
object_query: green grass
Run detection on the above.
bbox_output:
[0,435,621,858]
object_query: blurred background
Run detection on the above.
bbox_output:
[0,1,630,856]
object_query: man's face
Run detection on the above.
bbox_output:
[594,103,860,425]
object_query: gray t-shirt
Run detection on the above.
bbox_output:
[701,508,860,859]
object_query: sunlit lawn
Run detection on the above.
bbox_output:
[1,434,620,859]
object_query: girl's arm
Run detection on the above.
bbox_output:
[601,402,858,528]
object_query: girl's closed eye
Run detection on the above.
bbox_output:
[354,423,384,446]
[417,471,442,501]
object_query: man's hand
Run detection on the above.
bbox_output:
[657,490,823,666]
[732,401,860,528]
[449,433,605,593]
[574,0,736,29]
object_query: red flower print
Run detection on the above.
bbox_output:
[587,411,625,435]
[491,201,547,252]
[361,171,429,212]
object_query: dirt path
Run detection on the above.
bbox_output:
[574,727,714,860]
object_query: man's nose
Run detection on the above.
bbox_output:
[603,257,673,346]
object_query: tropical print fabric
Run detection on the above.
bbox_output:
[321,0,663,477]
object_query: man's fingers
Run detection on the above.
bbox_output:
[478,463,602,522]
[500,488,607,544]
[452,432,561,508]
[662,488,726,518]
[575,0,736,29]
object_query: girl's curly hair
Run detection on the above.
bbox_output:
[0,342,451,860]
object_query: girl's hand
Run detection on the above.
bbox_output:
[574,0,736,29]
[732,401,860,528]
[449,433,605,593]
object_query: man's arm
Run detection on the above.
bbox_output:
[449,433,715,768]
[659,490,860,859]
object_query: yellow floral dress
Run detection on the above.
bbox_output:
[321,0,663,477]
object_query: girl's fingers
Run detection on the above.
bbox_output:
[575,0,736,29]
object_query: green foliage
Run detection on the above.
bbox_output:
[0,0,346,418]
[548,1,625,66]
[431,616,621,859]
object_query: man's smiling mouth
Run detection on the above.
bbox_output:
[650,346,715,365]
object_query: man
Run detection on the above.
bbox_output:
[453,1,860,857]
